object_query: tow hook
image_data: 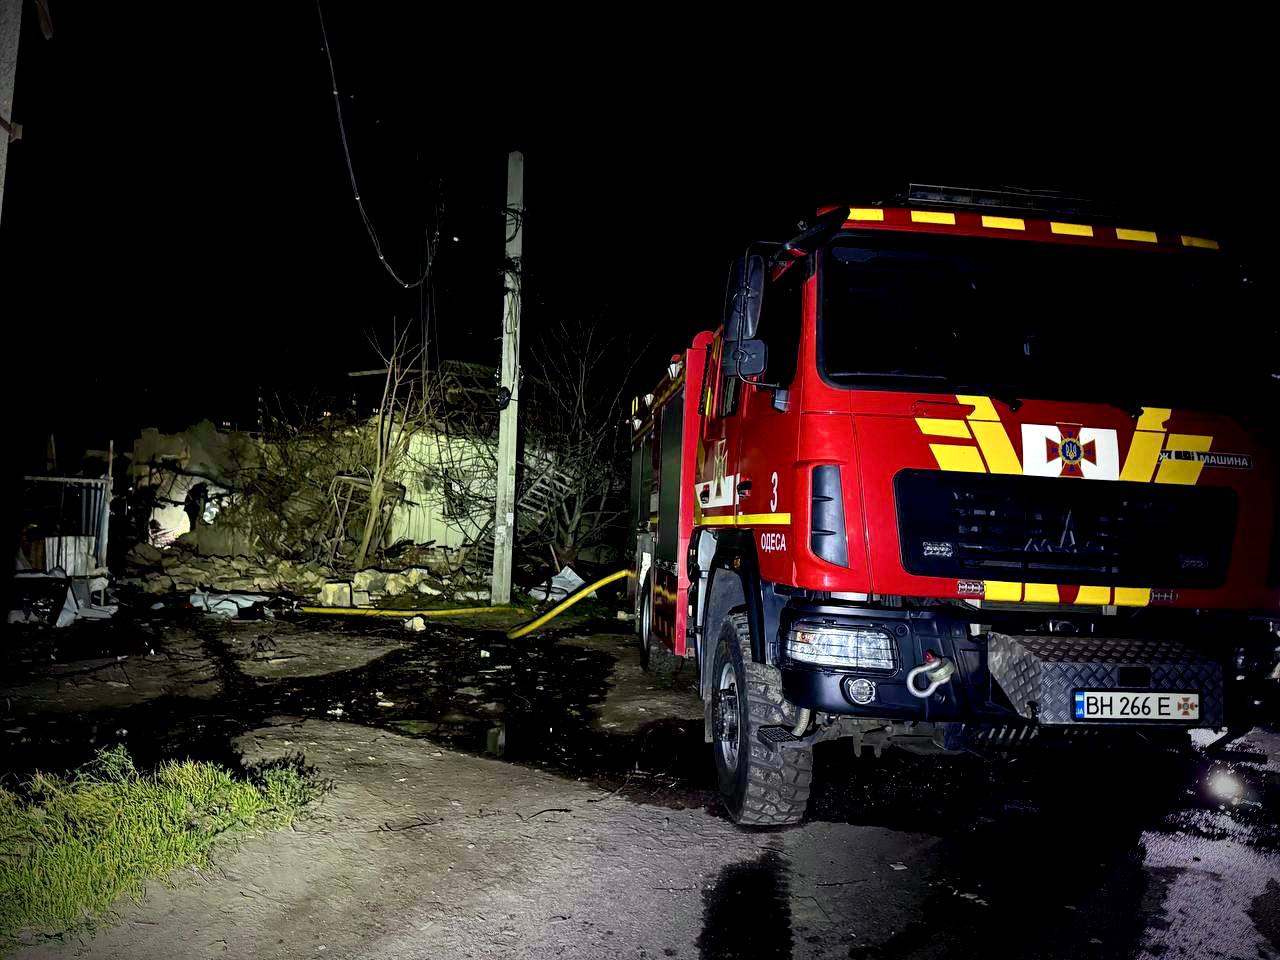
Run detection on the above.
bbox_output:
[907,651,957,699]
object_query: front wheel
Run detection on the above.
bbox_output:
[711,612,812,826]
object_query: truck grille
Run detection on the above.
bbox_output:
[894,469,1237,589]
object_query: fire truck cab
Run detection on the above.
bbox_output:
[630,186,1280,826]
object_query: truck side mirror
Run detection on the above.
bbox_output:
[722,338,768,378]
[724,255,765,341]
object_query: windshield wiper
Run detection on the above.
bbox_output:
[1103,398,1144,419]
[952,383,1023,413]
[989,392,1023,413]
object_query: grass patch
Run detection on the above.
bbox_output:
[0,746,326,947]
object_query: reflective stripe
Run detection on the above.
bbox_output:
[1136,407,1172,431]
[1075,585,1112,604]
[970,421,1021,475]
[982,215,1025,231]
[848,207,884,221]
[736,513,792,525]
[1050,221,1094,237]
[911,210,956,224]
[1114,587,1152,607]
[1155,434,1213,485]
[1116,228,1158,243]
[1023,583,1059,602]
[983,581,1022,602]
[956,394,1001,421]
[1181,235,1220,250]
[699,513,791,527]
[916,417,971,438]
[1119,430,1166,482]
[929,444,986,473]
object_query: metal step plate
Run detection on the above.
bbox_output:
[988,634,1223,726]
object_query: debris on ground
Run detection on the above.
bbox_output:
[528,565,591,602]
[9,568,117,628]
[188,591,271,619]
[120,539,480,608]
[317,581,353,608]
[404,616,428,632]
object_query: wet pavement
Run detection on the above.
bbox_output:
[2,610,1278,959]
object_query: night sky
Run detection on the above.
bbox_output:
[1,5,1271,468]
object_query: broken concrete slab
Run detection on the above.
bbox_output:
[127,542,163,566]
[143,574,175,594]
[317,581,353,608]
[352,569,388,594]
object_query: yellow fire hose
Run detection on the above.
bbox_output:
[297,568,633,639]
[506,568,633,639]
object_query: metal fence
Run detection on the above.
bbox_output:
[21,476,112,572]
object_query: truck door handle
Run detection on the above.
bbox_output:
[737,480,752,496]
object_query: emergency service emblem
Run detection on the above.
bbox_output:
[1021,423,1119,480]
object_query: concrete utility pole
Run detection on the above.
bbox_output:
[0,0,22,226]
[491,150,523,605]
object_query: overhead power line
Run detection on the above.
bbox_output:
[315,0,435,290]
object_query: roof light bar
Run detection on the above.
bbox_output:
[908,183,1103,219]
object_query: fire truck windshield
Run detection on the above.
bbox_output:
[819,233,1269,412]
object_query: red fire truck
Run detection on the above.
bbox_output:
[629,186,1280,826]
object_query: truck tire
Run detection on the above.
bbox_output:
[711,612,812,826]
[638,576,680,674]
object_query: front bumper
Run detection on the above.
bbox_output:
[987,633,1224,726]
[778,604,992,723]
[777,602,1233,729]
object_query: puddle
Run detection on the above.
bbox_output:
[259,620,717,809]
[698,848,792,960]
[2,613,716,811]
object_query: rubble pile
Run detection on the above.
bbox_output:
[123,542,333,596]
[119,542,487,606]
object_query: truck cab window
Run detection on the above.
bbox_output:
[759,257,806,389]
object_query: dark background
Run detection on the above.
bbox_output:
[1,5,1271,471]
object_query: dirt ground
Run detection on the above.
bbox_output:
[3,607,1279,960]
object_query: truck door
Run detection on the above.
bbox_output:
[698,335,744,527]
[731,259,806,581]
[651,389,684,646]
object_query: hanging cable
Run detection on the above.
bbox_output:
[315,0,435,290]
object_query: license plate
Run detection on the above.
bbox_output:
[1073,690,1200,721]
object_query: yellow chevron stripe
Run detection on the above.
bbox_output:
[970,421,1021,475]
[929,444,986,473]
[916,417,971,438]
[1155,434,1213,485]
[956,395,1001,421]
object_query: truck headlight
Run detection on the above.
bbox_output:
[787,622,897,671]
